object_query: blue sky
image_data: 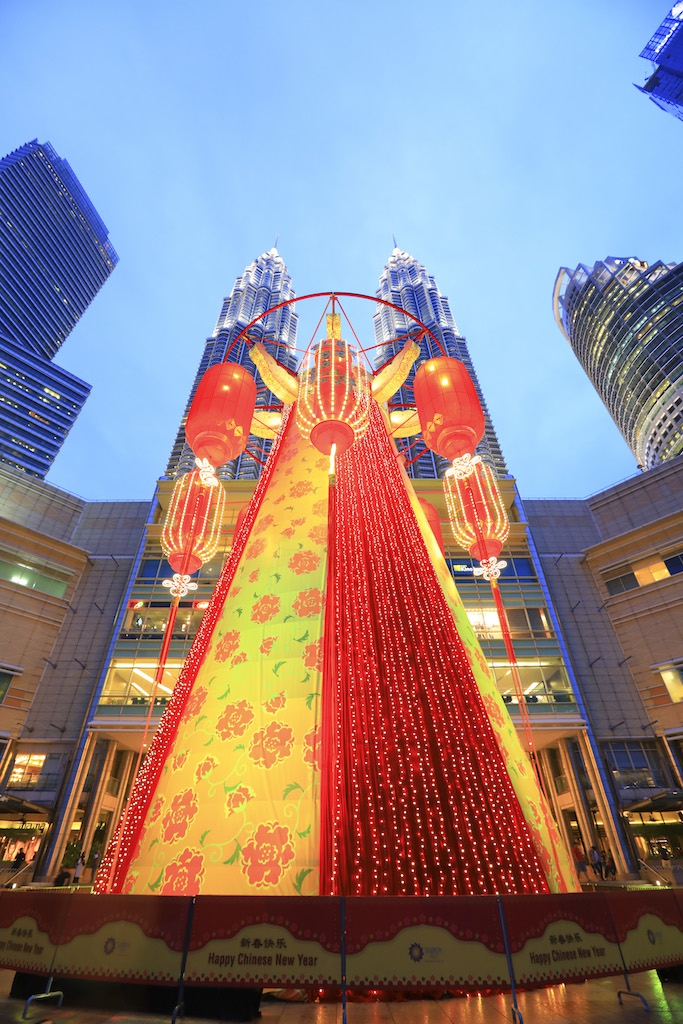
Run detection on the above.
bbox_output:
[3,1,682,501]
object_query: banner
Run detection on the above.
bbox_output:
[502,893,622,985]
[344,896,510,990]
[0,891,69,974]
[51,894,191,984]
[605,890,683,973]
[184,896,341,986]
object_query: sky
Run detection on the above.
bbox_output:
[3,1,682,502]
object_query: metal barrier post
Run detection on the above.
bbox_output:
[171,896,196,1024]
[497,895,523,1024]
[341,897,347,1024]
[22,976,63,1019]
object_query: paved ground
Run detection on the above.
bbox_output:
[0,971,681,1023]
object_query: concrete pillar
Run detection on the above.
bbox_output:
[79,740,117,858]
[576,730,630,875]
[41,731,97,879]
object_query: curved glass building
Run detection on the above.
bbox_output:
[553,257,683,468]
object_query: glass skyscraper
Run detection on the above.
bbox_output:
[166,247,298,482]
[0,140,118,476]
[373,247,507,478]
[637,6,683,122]
[553,256,683,468]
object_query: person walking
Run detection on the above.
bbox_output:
[571,842,589,882]
[589,845,603,880]
[12,849,26,872]
[73,853,86,885]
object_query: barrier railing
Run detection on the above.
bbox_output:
[2,889,683,1022]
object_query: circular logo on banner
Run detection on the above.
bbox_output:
[104,937,116,955]
[408,943,424,962]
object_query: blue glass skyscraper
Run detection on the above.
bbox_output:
[166,246,298,481]
[637,7,683,122]
[0,140,118,476]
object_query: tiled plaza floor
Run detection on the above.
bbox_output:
[0,971,682,1024]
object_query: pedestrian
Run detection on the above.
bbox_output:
[12,849,26,872]
[73,853,86,884]
[570,842,589,882]
[605,852,617,879]
[589,845,603,879]
[54,867,71,887]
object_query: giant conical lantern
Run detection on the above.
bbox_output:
[96,294,577,900]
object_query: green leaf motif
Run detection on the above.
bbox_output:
[293,868,312,894]
[200,829,210,847]
[149,838,159,849]
[203,735,214,747]
[224,782,241,793]
[283,781,303,799]
[293,630,309,644]
[283,614,294,622]
[148,869,164,892]
[195,714,207,727]
[305,691,319,710]
[234,743,245,751]
[272,572,281,584]
[235,608,243,617]
[300,671,311,684]
[297,825,311,838]
[217,686,231,700]
[224,841,242,866]
[272,661,286,676]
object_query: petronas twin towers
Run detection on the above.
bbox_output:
[165,246,507,485]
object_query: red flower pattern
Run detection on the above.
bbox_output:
[264,691,286,713]
[248,569,259,583]
[281,526,296,539]
[161,848,205,895]
[172,750,188,771]
[148,797,164,825]
[195,756,217,782]
[161,789,198,843]
[303,637,324,671]
[241,822,295,887]
[245,538,267,560]
[254,513,275,535]
[307,524,328,546]
[225,785,252,817]
[180,686,208,724]
[216,699,254,740]
[288,550,321,575]
[122,873,138,895]
[292,588,324,618]
[304,726,321,772]
[259,636,276,655]
[214,630,241,662]
[249,721,295,768]
[251,593,280,623]
[232,651,248,666]
[289,480,313,498]
[311,499,327,517]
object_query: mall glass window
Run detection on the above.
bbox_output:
[0,555,69,598]
[6,752,65,791]
[664,552,683,576]
[490,657,574,707]
[602,740,670,789]
[99,659,183,708]
[0,672,12,703]
[605,571,639,596]
[659,665,683,704]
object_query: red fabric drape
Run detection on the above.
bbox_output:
[319,402,550,896]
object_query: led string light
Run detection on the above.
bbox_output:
[95,408,293,893]
[321,402,550,897]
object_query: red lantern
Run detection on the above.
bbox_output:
[443,459,509,561]
[418,497,445,556]
[297,314,369,456]
[161,469,226,574]
[414,356,485,462]
[185,362,256,468]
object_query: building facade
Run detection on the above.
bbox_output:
[0,140,117,477]
[2,246,682,881]
[637,6,683,122]
[553,257,683,469]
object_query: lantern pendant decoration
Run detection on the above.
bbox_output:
[443,458,509,560]
[296,313,370,457]
[413,356,486,463]
[161,467,226,576]
[185,361,257,468]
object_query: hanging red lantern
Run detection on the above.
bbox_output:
[161,468,226,574]
[185,362,256,468]
[443,459,509,561]
[297,314,370,456]
[417,497,445,556]
[414,356,485,462]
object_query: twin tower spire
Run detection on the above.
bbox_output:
[166,247,507,483]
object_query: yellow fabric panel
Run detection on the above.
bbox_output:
[124,422,330,895]
[401,473,579,894]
